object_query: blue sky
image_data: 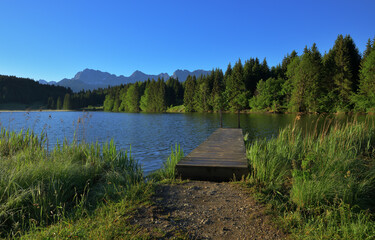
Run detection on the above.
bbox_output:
[0,0,374,82]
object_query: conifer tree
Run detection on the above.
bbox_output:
[281,50,298,79]
[210,69,224,111]
[112,97,120,112]
[140,79,166,112]
[288,44,323,112]
[353,50,375,111]
[260,58,270,81]
[118,87,128,111]
[125,84,140,112]
[47,97,55,109]
[325,34,361,111]
[225,59,248,111]
[362,38,374,61]
[243,59,256,95]
[103,94,114,111]
[194,75,212,112]
[183,75,196,112]
[56,97,62,110]
[62,94,71,110]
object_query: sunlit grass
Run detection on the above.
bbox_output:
[245,118,375,239]
[0,128,143,238]
[149,144,184,182]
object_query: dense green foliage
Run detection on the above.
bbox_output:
[0,75,71,108]
[0,129,143,237]
[0,75,107,110]
[245,119,375,239]
[101,34,375,114]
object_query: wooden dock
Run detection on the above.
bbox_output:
[176,128,249,181]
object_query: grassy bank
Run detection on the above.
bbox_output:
[0,127,186,239]
[0,129,147,238]
[245,118,375,239]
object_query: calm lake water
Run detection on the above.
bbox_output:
[0,111,372,174]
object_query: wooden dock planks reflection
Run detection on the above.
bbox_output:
[176,128,249,181]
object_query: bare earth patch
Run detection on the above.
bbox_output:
[130,181,287,239]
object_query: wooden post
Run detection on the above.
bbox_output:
[237,110,240,128]
[220,109,223,128]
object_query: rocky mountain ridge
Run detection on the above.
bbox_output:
[41,68,210,92]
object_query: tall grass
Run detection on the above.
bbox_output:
[149,144,184,182]
[0,128,143,238]
[246,118,375,239]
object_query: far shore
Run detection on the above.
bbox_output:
[0,109,79,113]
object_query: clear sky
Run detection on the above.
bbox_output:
[0,0,374,82]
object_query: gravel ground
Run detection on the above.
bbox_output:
[130,181,287,239]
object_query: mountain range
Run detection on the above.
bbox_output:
[39,69,210,92]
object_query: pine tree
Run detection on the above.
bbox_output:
[118,87,128,111]
[183,76,196,112]
[62,93,71,110]
[47,97,55,109]
[353,50,375,111]
[243,59,256,95]
[194,75,212,112]
[288,44,323,112]
[260,58,270,81]
[225,59,247,111]
[112,97,120,112]
[362,37,374,62]
[125,84,140,112]
[56,97,62,110]
[210,69,224,111]
[103,94,114,111]
[281,50,298,79]
[325,34,361,111]
[140,79,166,112]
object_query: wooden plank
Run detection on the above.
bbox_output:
[176,128,249,181]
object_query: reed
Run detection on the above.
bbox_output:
[0,128,143,238]
[246,118,375,239]
[149,144,184,181]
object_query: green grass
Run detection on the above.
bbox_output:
[0,127,186,239]
[245,118,375,239]
[0,128,144,238]
[149,144,184,182]
[21,183,155,239]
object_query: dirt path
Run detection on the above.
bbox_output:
[131,181,286,239]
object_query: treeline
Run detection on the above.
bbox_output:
[49,89,107,110]
[102,34,375,113]
[0,75,107,110]
[103,78,183,112]
[0,75,71,107]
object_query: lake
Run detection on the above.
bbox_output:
[0,111,372,174]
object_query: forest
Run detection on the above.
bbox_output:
[1,34,374,113]
[0,75,71,108]
[102,34,375,113]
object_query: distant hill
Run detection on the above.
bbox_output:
[40,68,210,92]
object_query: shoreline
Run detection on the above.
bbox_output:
[0,108,373,115]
